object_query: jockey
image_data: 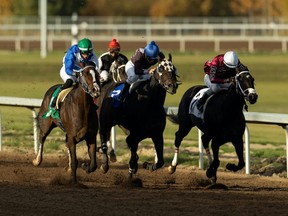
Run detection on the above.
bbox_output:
[118,41,165,102]
[98,38,128,83]
[51,38,99,109]
[196,51,249,111]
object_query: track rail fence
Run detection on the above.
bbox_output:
[0,96,287,177]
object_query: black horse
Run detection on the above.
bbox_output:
[168,70,258,183]
[98,54,180,177]
[33,65,101,184]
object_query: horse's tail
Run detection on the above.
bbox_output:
[167,115,179,124]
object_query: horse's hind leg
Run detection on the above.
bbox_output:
[168,119,194,174]
[33,117,55,166]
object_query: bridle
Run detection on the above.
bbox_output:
[75,65,101,98]
[155,59,180,94]
[235,70,256,100]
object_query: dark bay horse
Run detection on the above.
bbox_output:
[168,70,258,183]
[33,65,101,184]
[98,54,180,177]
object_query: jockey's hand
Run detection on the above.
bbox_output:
[88,61,96,68]
[149,68,157,74]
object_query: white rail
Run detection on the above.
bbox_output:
[0,97,287,177]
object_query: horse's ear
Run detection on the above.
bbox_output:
[168,53,172,62]
[158,52,165,62]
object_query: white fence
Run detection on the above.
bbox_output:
[1,16,288,52]
[0,96,288,177]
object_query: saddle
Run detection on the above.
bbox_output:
[55,87,73,109]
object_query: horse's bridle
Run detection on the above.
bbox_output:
[75,65,101,98]
[112,64,126,82]
[155,60,180,94]
[235,70,256,99]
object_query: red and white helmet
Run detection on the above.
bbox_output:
[223,51,239,68]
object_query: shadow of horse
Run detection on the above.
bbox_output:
[98,54,180,178]
[168,70,258,184]
[33,65,101,184]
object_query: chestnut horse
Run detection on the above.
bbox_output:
[33,65,101,184]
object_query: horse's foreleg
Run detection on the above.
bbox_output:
[67,141,78,184]
[144,134,164,172]
[126,135,140,177]
[82,138,97,173]
[206,139,220,184]
[99,130,110,174]
[226,139,245,172]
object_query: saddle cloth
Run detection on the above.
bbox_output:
[188,88,209,120]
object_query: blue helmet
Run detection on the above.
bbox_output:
[144,41,159,59]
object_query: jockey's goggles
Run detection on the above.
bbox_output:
[80,50,92,56]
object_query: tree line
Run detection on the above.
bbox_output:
[0,0,287,18]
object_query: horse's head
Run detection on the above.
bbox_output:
[77,65,101,98]
[110,60,127,82]
[235,70,258,104]
[154,54,180,94]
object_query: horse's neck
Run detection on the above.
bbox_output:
[73,85,92,107]
[224,87,245,112]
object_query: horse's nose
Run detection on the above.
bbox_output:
[248,93,258,104]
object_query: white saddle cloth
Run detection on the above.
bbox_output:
[188,88,209,120]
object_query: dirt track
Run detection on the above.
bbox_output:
[0,151,288,216]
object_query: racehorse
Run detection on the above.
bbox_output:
[33,64,101,184]
[109,59,127,82]
[98,54,180,177]
[168,70,258,184]
[97,59,128,162]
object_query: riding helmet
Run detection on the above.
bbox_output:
[144,41,159,59]
[78,38,93,54]
[108,38,120,51]
[223,51,239,68]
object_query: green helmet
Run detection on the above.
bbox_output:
[78,38,93,54]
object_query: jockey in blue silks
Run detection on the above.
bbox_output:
[50,38,99,109]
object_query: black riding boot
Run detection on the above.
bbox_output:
[51,79,73,109]
[196,91,210,111]
[118,82,130,102]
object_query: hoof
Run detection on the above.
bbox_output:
[168,165,176,174]
[32,159,41,166]
[226,163,237,171]
[100,164,109,174]
[109,150,117,163]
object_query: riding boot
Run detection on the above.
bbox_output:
[51,79,73,109]
[196,91,210,111]
[118,82,130,102]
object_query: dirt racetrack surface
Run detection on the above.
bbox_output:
[0,151,288,216]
